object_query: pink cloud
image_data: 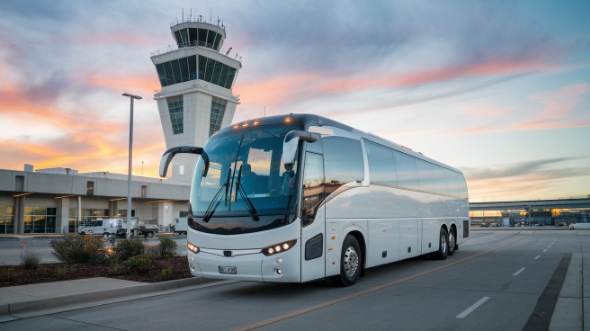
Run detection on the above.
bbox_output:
[80,73,160,95]
[84,32,155,47]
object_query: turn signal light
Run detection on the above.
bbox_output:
[187,242,200,254]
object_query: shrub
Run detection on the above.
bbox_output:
[22,252,40,269]
[160,267,173,281]
[114,239,145,262]
[50,234,106,264]
[159,236,178,259]
[124,254,157,273]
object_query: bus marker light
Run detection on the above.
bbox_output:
[275,268,283,275]
[276,257,283,264]
[331,235,336,240]
[328,248,333,251]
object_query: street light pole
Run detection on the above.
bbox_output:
[123,92,142,239]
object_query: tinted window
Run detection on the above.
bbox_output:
[394,151,419,190]
[417,159,436,193]
[302,153,325,226]
[323,137,364,193]
[365,140,397,187]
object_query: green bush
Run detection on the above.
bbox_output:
[50,234,106,264]
[114,239,145,262]
[124,254,156,273]
[22,252,40,269]
[159,236,178,259]
[160,267,173,281]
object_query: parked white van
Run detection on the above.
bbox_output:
[78,218,125,238]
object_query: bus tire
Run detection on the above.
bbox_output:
[448,229,456,256]
[332,235,362,287]
[433,228,449,260]
[103,233,110,239]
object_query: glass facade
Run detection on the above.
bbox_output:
[155,55,236,89]
[82,209,109,227]
[167,96,184,134]
[68,207,77,233]
[173,27,223,50]
[209,97,227,136]
[0,206,14,234]
[24,207,56,233]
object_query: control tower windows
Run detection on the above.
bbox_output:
[210,97,227,136]
[167,96,184,134]
[155,55,236,89]
[174,27,224,50]
[198,55,207,80]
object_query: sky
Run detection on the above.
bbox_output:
[0,0,589,202]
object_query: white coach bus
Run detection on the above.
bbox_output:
[160,114,469,286]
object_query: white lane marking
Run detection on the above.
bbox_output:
[543,249,547,252]
[534,255,540,260]
[456,297,491,319]
[513,267,526,276]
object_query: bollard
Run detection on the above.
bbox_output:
[20,238,27,263]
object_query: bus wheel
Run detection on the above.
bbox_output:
[433,228,449,260]
[448,229,456,256]
[332,235,362,287]
[103,233,110,240]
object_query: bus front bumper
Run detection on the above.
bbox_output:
[187,246,301,283]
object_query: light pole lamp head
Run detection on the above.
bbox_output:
[122,92,143,100]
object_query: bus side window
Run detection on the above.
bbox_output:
[302,152,325,227]
[323,137,364,191]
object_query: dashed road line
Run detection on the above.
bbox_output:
[513,267,526,276]
[456,297,491,319]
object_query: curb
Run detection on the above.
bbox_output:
[1,277,219,319]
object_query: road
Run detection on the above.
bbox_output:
[1,229,586,330]
[0,235,188,265]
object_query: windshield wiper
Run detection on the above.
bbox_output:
[203,170,232,223]
[235,164,260,222]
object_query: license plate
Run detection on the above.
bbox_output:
[219,266,237,274]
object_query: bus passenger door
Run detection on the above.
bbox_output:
[300,152,326,282]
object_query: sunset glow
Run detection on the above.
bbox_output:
[0,1,588,201]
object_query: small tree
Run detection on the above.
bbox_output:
[159,236,178,259]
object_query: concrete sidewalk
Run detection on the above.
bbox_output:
[0,276,221,322]
[550,252,587,331]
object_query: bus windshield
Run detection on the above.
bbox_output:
[189,125,300,235]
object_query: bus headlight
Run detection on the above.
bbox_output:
[187,242,200,254]
[262,239,297,256]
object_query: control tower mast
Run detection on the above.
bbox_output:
[151,14,241,184]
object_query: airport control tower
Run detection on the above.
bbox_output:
[151,14,241,184]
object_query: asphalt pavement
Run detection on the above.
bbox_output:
[0,229,587,330]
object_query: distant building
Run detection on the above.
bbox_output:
[470,198,590,227]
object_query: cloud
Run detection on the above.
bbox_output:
[464,157,590,201]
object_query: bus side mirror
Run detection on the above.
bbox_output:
[283,130,316,171]
[159,146,204,177]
